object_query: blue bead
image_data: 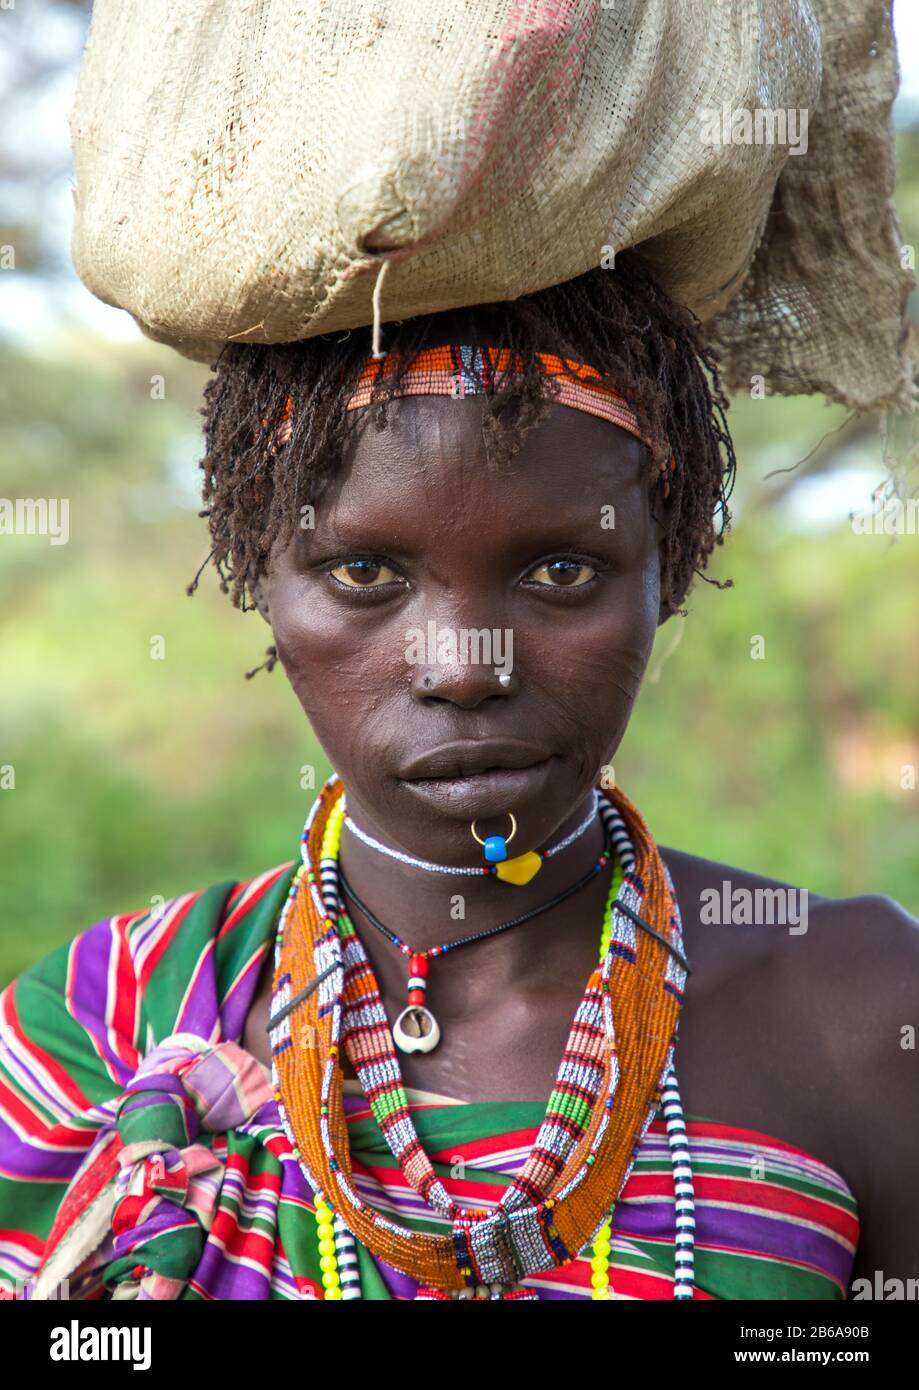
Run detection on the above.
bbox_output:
[484,836,508,863]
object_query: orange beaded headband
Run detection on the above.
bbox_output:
[262,344,675,485]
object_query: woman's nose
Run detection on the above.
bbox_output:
[405,621,516,708]
[411,664,516,708]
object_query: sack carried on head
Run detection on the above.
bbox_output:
[69,0,915,414]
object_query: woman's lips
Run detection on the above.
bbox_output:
[399,738,552,781]
[399,757,556,819]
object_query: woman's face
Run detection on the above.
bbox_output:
[261,394,663,862]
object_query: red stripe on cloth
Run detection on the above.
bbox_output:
[108,919,141,1068]
[0,987,94,1116]
[219,864,295,939]
[0,1227,44,1257]
[39,1130,121,1272]
[223,1151,283,1199]
[208,1205,277,1266]
[691,1174,859,1243]
[426,1126,540,1165]
[649,1117,830,1160]
[133,895,201,994]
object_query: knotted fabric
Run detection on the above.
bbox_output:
[34,1033,274,1300]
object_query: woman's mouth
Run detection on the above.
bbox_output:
[398,740,556,819]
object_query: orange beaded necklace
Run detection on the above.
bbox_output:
[271,777,687,1292]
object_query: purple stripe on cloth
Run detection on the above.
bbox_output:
[613,1198,854,1286]
[640,1131,854,1195]
[192,1237,273,1300]
[122,1074,190,1102]
[67,926,138,1086]
[236,1100,281,1136]
[0,1248,40,1280]
[270,1264,303,1300]
[129,910,168,957]
[221,951,269,1043]
[350,1177,437,1224]
[678,1150,850,1199]
[220,1170,280,1222]
[114,1206,199,1255]
[184,1049,273,1132]
[523,1282,584,1300]
[342,1093,370,1117]
[132,1041,201,1073]
[467,1154,531,1177]
[375,1255,425,1301]
[279,1149,314,1204]
[0,1025,79,1122]
[174,943,220,1039]
[0,1121,98,1181]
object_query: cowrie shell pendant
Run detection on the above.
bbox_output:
[393,1005,441,1053]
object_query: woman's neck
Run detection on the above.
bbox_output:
[336,788,607,976]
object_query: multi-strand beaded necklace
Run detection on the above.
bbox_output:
[269,775,696,1300]
[338,800,613,1054]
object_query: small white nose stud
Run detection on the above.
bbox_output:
[498,673,512,688]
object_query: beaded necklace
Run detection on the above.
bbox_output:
[343,792,599,885]
[269,776,695,1300]
[337,835,611,1053]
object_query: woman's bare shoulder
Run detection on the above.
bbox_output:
[662,843,919,1200]
[660,843,917,958]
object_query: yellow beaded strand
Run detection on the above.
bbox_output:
[311,798,348,1298]
[591,859,623,1301]
[315,1195,342,1299]
[322,797,346,860]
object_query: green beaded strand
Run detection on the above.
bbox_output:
[591,857,623,1300]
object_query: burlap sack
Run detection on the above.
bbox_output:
[69,0,915,414]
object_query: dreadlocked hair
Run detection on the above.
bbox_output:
[196,250,735,618]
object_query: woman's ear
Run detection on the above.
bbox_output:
[250,575,272,625]
[651,482,674,627]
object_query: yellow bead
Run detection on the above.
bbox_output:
[324,1286,343,1300]
[318,1238,336,1257]
[590,1256,608,1273]
[594,1240,611,1258]
[321,1270,341,1289]
[319,1255,338,1273]
[590,1270,609,1290]
[495,851,543,886]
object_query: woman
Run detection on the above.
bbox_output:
[1,256,917,1302]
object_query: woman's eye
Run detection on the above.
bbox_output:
[329,558,400,588]
[526,558,597,588]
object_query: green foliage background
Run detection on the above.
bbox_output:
[1,144,918,986]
